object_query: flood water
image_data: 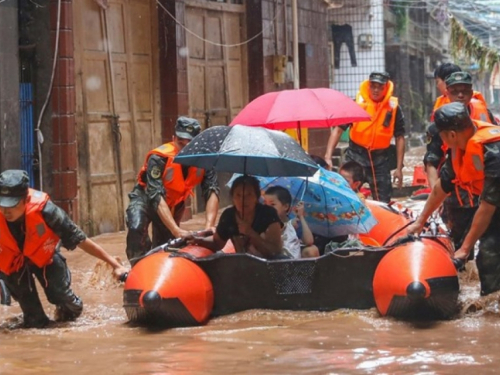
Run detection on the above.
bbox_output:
[2,219,500,374]
[2,153,500,374]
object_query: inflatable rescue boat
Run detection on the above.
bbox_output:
[123,200,459,326]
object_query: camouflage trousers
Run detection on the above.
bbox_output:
[440,203,477,259]
[0,251,83,328]
[125,185,185,265]
[475,211,500,296]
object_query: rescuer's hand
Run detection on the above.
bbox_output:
[175,228,192,239]
[454,248,470,261]
[406,220,425,236]
[393,168,403,189]
[113,266,130,281]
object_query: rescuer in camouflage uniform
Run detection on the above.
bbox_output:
[410,103,500,295]
[0,170,127,328]
[125,117,220,265]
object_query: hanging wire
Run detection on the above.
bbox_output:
[28,0,45,7]
[156,0,282,48]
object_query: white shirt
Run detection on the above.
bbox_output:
[281,220,301,259]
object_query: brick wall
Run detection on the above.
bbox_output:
[253,0,331,158]
[50,0,78,220]
[158,0,189,143]
[158,0,192,219]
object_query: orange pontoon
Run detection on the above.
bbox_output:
[123,201,459,326]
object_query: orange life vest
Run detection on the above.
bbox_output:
[350,80,399,150]
[451,121,500,205]
[469,98,491,123]
[432,95,450,118]
[0,189,59,275]
[137,142,205,209]
[431,91,486,121]
[437,94,494,157]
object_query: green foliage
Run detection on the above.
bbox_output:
[390,0,410,37]
[450,17,500,71]
[409,89,425,131]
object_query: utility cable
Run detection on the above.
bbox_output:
[34,0,61,190]
[156,0,282,48]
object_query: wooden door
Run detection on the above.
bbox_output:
[185,3,248,212]
[186,5,247,129]
[74,0,159,235]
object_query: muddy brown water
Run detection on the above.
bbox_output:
[2,189,500,374]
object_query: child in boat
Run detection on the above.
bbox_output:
[295,155,350,255]
[263,186,320,258]
[339,160,369,200]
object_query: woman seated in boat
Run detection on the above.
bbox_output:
[190,175,284,259]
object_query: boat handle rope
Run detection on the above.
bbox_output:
[329,248,377,258]
[128,230,214,265]
[382,220,416,246]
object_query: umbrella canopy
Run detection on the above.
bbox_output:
[229,88,370,130]
[173,125,318,177]
[228,167,377,237]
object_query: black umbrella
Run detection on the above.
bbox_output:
[173,125,318,177]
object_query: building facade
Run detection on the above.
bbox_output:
[8,0,332,235]
[326,0,451,134]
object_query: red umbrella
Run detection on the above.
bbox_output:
[229,88,370,130]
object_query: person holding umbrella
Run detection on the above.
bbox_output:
[263,186,320,259]
[324,71,406,203]
[172,125,322,258]
[229,166,377,256]
[125,117,220,265]
[191,175,283,259]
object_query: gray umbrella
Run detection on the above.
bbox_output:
[173,125,318,177]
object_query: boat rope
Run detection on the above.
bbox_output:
[382,220,416,246]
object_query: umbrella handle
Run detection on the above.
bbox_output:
[297,122,302,147]
[298,177,308,202]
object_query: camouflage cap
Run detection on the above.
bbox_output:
[369,71,390,84]
[445,71,472,87]
[434,102,473,132]
[175,117,201,140]
[0,170,29,208]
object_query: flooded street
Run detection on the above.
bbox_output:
[2,229,500,374]
[4,0,499,371]
[1,243,499,375]
[2,148,500,374]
